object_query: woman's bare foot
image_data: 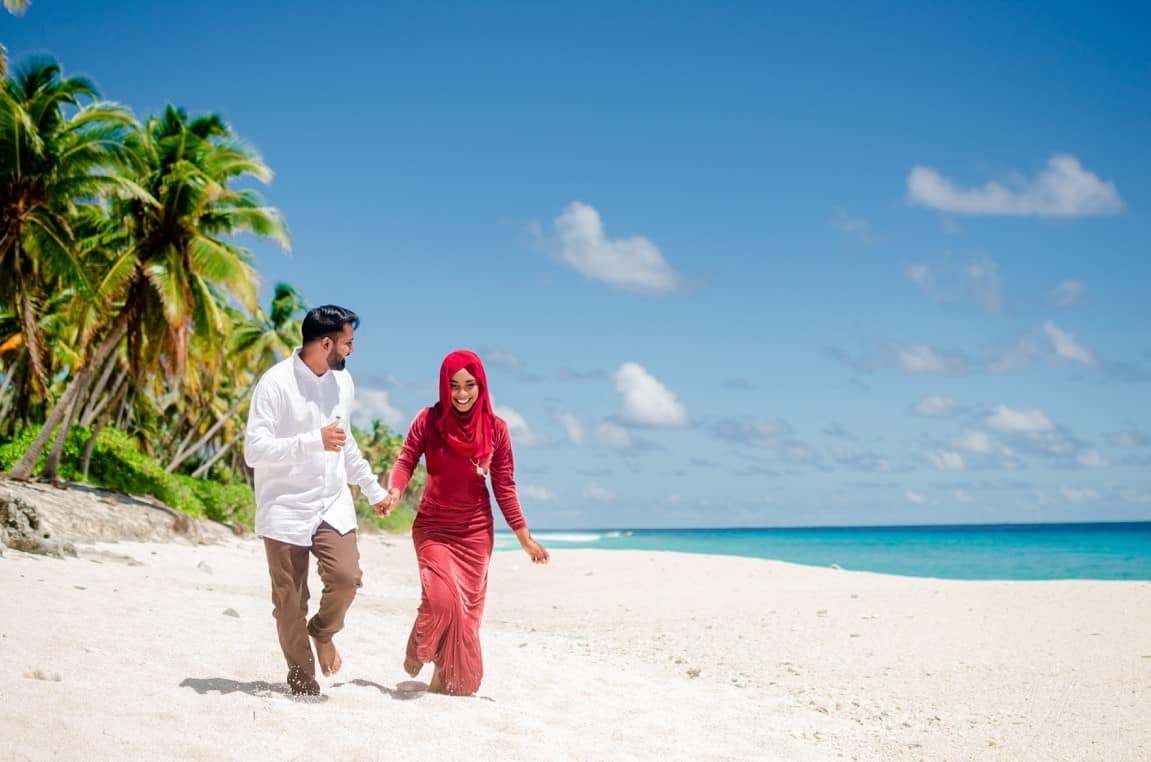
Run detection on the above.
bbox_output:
[428,667,443,693]
[403,657,423,678]
[313,637,342,676]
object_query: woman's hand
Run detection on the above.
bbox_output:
[519,534,550,564]
[374,487,402,517]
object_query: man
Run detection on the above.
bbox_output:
[244,305,392,696]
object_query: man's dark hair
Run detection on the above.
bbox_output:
[302,305,360,343]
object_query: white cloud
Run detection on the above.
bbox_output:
[583,483,615,502]
[1119,489,1151,505]
[832,207,873,244]
[905,490,928,505]
[1060,486,1099,503]
[351,388,404,429]
[907,255,1002,313]
[906,154,1123,217]
[986,405,1054,433]
[558,413,585,446]
[487,351,525,370]
[1043,321,1096,367]
[613,362,688,426]
[956,430,994,454]
[907,263,932,286]
[1049,279,1086,307]
[897,345,966,374]
[913,395,963,417]
[594,421,634,449]
[494,405,543,446]
[552,201,682,293]
[927,449,966,471]
[989,339,1041,374]
[784,445,818,465]
[965,256,1002,313]
[1076,450,1106,467]
[557,414,634,449]
[713,418,792,448]
[830,447,891,472]
[518,484,556,501]
[1108,429,1147,448]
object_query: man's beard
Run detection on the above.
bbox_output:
[327,348,346,371]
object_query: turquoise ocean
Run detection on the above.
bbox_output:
[495,522,1151,581]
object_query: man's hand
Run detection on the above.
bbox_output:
[374,487,402,517]
[321,420,346,452]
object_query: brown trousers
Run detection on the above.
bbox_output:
[263,522,362,688]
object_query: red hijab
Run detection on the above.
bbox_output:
[434,349,495,462]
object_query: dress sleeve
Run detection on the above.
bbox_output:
[388,408,428,494]
[489,418,526,531]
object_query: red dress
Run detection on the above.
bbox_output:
[388,406,525,695]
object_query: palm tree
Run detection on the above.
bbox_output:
[0,58,140,390]
[164,282,304,474]
[11,104,290,480]
[1,57,146,473]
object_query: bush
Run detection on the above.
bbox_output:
[358,502,416,534]
[0,425,255,527]
[184,478,255,525]
[0,423,420,534]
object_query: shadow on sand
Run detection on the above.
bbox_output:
[179,676,444,702]
[178,677,328,703]
[329,678,430,700]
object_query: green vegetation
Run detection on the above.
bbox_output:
[0,53,422,531]
[352,420,426,533]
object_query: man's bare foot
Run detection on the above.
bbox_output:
[403,657,423,678]
[313,637,342,676]
[428,667,443,694]
[289,678,321,697]
[287,666,321,696]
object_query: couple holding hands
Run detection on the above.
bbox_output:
[244,305,548,697]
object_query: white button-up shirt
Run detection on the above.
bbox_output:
[244,349,388,546]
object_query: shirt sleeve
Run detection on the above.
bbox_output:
[243,378,323,467]
[489,419,526,531]
[343,426,387,504]
[387,409,428,494]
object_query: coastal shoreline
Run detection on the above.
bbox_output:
[2,526,1148,760]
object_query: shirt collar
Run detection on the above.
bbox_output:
[292,348,330,384]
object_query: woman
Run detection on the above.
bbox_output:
[379,349,549,695]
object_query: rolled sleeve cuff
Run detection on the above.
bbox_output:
[361,480,388,505]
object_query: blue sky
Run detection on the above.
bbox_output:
[6,1,1150,528]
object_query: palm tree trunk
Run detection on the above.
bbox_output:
[80,373,129,479]
[116,387,133,429]
[189,438,237,479]
[80,418,106,480]
[41,373,89,480]
[167,405,214,466]
[80,366,126,428]
[0,371,14,428]
[7,318,128,480]
[78,352,119,426]
[0,356,30,435]
[164,384,253,473]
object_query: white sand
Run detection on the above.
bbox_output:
[2,535,1149,761]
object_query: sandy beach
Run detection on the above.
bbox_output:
[1,485,1149,761]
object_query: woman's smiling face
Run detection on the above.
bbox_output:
[450,368,479,413]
